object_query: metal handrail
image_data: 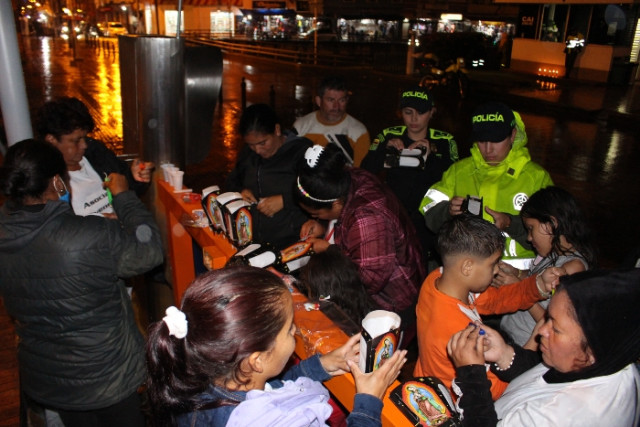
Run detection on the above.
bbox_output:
[184,32,371,68]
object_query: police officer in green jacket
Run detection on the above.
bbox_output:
[361,86,458,268]
[419,101,553,270]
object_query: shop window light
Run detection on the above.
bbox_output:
[630,19,640,63]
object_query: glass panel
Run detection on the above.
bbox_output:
[566,5,590,42]
[588,4,635,46]
[540,4,568,42]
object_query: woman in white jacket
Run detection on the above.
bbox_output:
[447,269,640,427]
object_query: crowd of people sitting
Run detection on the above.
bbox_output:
[0,75,638,427]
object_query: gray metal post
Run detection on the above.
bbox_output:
[0,2,33,146]
[119,36,185,168]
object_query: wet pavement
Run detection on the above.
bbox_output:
[14,35,640,268]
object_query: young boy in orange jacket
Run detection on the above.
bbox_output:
[414,214,560,399]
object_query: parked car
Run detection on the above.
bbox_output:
[101,22,128,37]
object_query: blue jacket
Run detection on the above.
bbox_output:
[176,355,384,427]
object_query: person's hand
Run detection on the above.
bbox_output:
[523,317,545,351]
[475,323,510,364]
[407,139,431,158]
[300,219,325,240]
[240,189,257,204]
[537,266,567,295]
[102,212,118,220]
[131,159,154,183]
[320,333,361,376]
[491,261,523,288]
[103,173,128,196]
[308,237,330,253]
[257,195,283,217]
[448,196,465,216]
[348,349,407,400]
[485,206,511,230]
[447,324,486,367]
[386,138,404,151]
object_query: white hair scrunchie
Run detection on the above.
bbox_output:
[305,145,325,168]
[163,306,188,339]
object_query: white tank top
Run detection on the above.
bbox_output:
[68,157,114,216]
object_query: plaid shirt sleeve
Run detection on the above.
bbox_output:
[341,203,396,294]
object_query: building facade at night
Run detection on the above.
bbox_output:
[14,0,640,82]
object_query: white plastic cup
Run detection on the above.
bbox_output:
[166,166,179,186]
[161,163,174,181]
[170,170,184,190]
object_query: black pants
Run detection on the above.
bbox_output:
[56,391,145,427]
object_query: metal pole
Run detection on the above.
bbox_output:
[176,0,182,39]
[406,30,415,75]
[0,1,33,146]
[313,5,317,65]
[241,77,246,110]
[154,0,160,34]
[269,85,275,109]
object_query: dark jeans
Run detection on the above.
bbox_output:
[56,392,144,427]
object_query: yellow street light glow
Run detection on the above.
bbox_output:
[440,14,463,21]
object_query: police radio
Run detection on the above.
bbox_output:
[461,195,483,217]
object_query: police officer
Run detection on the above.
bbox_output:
[361,86,458,269]
[419,101,553,270]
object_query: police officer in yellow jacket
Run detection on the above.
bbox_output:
[419,101,553,269]
[362,86,458,267]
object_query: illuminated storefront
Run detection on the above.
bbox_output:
[499,0,640,82]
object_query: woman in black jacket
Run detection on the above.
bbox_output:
[225,104,312,250]
[0,139,163,426]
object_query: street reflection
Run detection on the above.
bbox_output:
[40,38,53,99]
[94,44,123,151]
[603,131,621,176]
[220,106,241,173]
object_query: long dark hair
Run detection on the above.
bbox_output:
[294,144,351,210]
[146,266,290,425]
[0,139,67,204]
[521,186,597,268]
[299,245,374,325]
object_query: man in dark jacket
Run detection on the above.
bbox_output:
[34,97,153,217]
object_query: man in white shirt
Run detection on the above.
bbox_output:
[35,97,153,217]
[293,76,370,167]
